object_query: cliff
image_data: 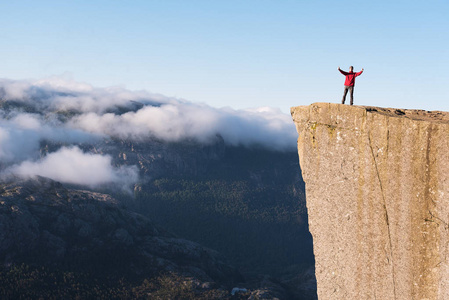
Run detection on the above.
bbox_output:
[291,103,449,300]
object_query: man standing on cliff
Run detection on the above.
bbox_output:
[338,66,364,105]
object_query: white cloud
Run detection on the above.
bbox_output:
[0,127,11,160]
[69,103,297,150]
[10,113,43,130]
[0,124,42,162]
[8,146,138,188]
[0,77,173,114]
[1,77,297,150]
[0,79,31,100]
[216,106,297,150]
[0,113,96,163]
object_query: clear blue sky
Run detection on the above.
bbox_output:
[0,0,448,113]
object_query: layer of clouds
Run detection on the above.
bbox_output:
[0,77,297,150]
[7,146,138,188]
[69,104,296,149]
[0,77,297,188]
[0,77,174,114]
[0,112,96,162]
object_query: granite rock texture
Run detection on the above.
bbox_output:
[291,103,449,300]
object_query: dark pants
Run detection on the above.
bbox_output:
[341,85,354,105]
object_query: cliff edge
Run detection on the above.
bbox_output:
[291,103,449,300]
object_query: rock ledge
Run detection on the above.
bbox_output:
[291,103,449,300]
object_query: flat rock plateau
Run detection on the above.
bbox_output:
[291,103,449,300]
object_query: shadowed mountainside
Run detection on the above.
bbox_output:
[0,176,240,281]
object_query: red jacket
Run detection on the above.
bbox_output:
[339,69,363,86]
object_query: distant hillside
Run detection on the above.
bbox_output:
[0,176,248,298]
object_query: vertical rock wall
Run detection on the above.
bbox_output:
[291,103,449,300]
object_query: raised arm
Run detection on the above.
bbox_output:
[338,67,348,75]
[355,68,364,76]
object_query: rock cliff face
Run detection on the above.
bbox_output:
[291,103,449,300]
